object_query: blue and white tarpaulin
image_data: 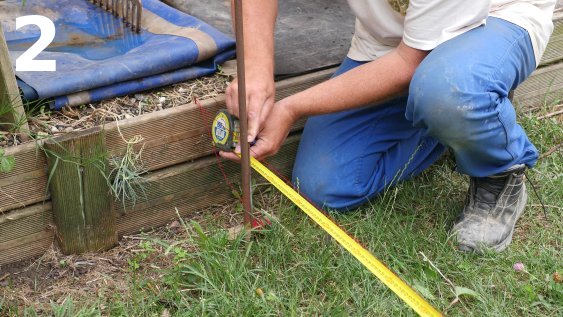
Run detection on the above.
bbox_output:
[1,0,235,109]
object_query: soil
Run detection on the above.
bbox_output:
[0,202,243,315]
[0,182,280,314]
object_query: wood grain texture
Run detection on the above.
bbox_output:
[116,134,300,234]
[103,68,334,172]
[513,62,563,111]
[0,202,53,245]
[0,142,48,212]
[45,130,116,254]
[81,132,118,252]
[0,69,332,215]
[0,231,53,266]
[0,202,54,266]
[0,23,29,132]
[539,12,563,67]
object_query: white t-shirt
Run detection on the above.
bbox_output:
[347,0,556,66]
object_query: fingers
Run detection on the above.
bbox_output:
[246,94,263,142]
[248,138,274,161]
[219,150,240,161]
[258,97,274,138]
[225,79,239,117]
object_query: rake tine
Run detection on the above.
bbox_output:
[113,0,120,17]
[132,0,142,33]
[122,0,128,24]
[122,0,127,20]
[124,0,133,26]
[105,0,112,13]
[93,0,142,33]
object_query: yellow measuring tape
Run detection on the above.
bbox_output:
[249,156,443,316]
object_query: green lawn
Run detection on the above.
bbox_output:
[2,108,561,316]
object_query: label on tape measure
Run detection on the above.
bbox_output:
[249,156,443,317]
[212,111,231,147]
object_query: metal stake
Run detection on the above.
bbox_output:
[233,0,253,232]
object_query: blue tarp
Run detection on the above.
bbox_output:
[1,0,235,109]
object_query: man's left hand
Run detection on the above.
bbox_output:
[219,98,296,161]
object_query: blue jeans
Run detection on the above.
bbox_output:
[292,17,538,211]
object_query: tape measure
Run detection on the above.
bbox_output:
[212,111,442,316]
[212,110,240,152]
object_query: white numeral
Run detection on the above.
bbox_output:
[15,15,56,72]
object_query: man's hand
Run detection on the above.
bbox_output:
[225,73,275,143]
[247,99,296,160]
[220,98,296,161]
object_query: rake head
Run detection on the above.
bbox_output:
[89,0,143,33]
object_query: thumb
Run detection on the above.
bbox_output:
[246,107,260,143]
[249,137,268,160]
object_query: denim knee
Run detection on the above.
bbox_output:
[406,60,489,151]
[292,165,349,211]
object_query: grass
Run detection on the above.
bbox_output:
[1,107,561,316]
[4,109,559,316]
[107,132,147,211]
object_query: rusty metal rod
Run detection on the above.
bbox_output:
[233,0,253,230]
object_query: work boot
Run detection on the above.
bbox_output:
[452,165,527,253]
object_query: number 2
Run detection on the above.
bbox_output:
[15,15,56,72]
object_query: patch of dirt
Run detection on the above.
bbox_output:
[0,201,244,315]
[0,183,281,314]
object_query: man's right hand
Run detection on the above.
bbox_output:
[225,73,275,143]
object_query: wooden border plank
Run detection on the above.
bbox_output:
[0,202,54,266]
[103,68,334,171]
[539,12,563,67]
[0,68,334,214]
[1,142,48,212]
[513,62,563,111]
[0,202,52,245]
[0,232,53,266]
[116,134,300,233]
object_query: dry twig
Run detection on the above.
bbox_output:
[539,142,562,160]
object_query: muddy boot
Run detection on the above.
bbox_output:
[452,165,527,253]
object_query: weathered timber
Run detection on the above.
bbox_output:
[539,12,563,67]
[0,202,54,266]
[0,202,52,244]
[513,61,563,111]
[116,134,300,234]
[0,231,53,266]
[45,130,116,254]
[103,68,334,171]
[0,68,333,216]
[0,141,48,212]
[0,23,28,133]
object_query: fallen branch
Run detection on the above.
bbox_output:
[537,109,563,120]
[530,204,563,211]
[539,142,562,160]
[420,251,460,313]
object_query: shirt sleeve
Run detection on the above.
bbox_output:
[402,0,492,51]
